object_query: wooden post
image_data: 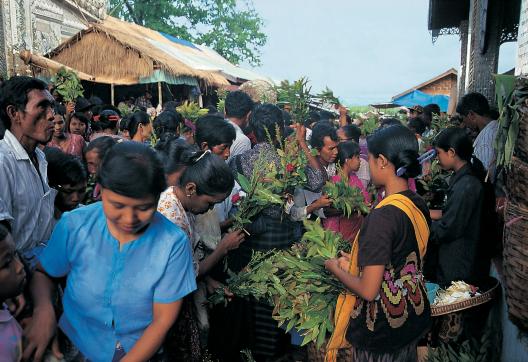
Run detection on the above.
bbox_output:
[111,83,115,105]
[158,81,162,108]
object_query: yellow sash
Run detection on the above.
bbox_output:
[325,193,429,361]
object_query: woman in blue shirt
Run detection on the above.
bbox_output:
[27,141,196,362]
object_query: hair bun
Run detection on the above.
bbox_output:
[397,149,421,179]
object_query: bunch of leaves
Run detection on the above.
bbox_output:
[422,113,455,148]
[417,160,449,209]
[276,77,312,123]
[495,77,528,168]
[359,115,378,136]
[263,125,308,196]
[216,88,229,115]
[211,219,350,348]
[117,103,133,117]
[176,100,209,123]
[231,157,284,232]
[323,172,370,216]
[51,67,84,103]
[317,86,341,106]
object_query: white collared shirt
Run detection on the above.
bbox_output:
[0,130,57,254]
[227,120,251,163]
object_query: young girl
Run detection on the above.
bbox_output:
[47,104,85,158]
[31,141,196,362]
[324,125,431,361]
[83,136,118,204]
[427,127,488,286]
[323,141,369,242]
[0,224,26,362]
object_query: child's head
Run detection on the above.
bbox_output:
[433,127,473,171]
[195,115,236,160]
[336,141,361,174]
[84,136,118,176]
[45,148,88,212]
[0,224,26,303]
[367,125,420,186]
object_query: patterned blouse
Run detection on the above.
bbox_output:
[158,187,201,275]
[47,133,85,158]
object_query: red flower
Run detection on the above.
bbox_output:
[286,163,295,173]
[231,193,241,204]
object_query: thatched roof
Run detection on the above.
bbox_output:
[47,16,230,86]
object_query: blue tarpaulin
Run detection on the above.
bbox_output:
[392,90,449,112]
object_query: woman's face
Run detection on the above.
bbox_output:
[435,147,455,171]
[367,152,384,186]
[187,191,228,215]
[52,114,66,138]
[344,155,361,173]
[85,149,100,176]
[139,122,153,141]
[101,188,158,236]
[210,143,231,161]
[70,117,86,136]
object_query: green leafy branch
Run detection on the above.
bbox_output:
[51,67,84,103]
[276,77,312,123]
[322,173,370,216]
[211,219,351,348]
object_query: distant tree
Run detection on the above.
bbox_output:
[109,0,267,66]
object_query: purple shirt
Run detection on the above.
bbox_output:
[0,304,22,362]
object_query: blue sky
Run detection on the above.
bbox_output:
[245,0,517,105]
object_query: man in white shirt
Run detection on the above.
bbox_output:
[457,92,498,172]
[225,90,254,162]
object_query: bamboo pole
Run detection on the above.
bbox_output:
[19,50,95,81]
[111,84,115,105]
[158,81,162,108]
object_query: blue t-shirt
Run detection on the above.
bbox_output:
[39,202,196,362]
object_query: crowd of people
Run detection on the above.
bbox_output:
[0,75,502,362]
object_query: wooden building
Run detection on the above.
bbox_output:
[428,0,521,103]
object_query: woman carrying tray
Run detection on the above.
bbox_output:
[324,125,432,361]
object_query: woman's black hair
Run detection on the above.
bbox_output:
[128,111,151,139]
[379,117,402,129]
[195,115,236,148]
[433,127,486,180]
[310,122,338,150]
[44,147,87,187]
[54,103,66,117]
[408,118,426,136]
[340,124,361,142]
[249,103,284,143]
[119,115,131,132]
[153,110,183,141]
[179,151,234,196]
[97,141,167,199]
[85,136,118,161]
[367,124,420,179]
[336,141,360,167]
[156,137,233,196]
[155,136,194,175]
[0,222,9,241]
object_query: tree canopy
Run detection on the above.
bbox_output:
[108,0,267,66]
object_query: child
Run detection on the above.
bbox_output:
[324,125,431,361]
[0,224,26,362]
[426,128,489,286]
[323,141,369,242]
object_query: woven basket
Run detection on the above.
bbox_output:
[515,105,528,163]
[502,200,528,330]
[506,157,528,209]
[430,277,499,317]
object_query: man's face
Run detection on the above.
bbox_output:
[56,181,87,212]
[319,136,339,165]
[11,89,55,144]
